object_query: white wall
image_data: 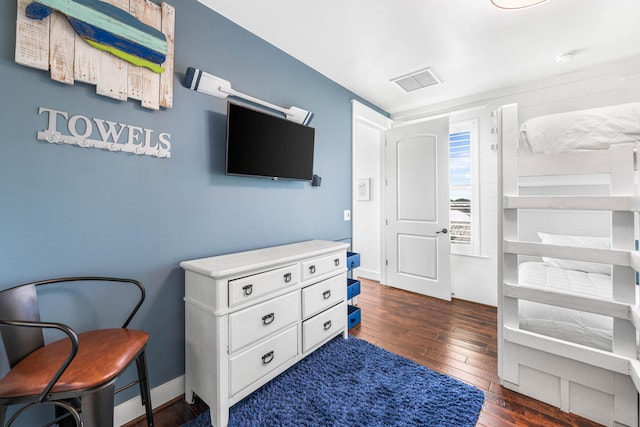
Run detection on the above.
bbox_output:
[392,55,640,307]
[352,101,392,281]
[450,106,499,306]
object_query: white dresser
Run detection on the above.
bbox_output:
[180,240,350,427]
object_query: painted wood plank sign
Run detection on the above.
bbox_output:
[15,0,175,110]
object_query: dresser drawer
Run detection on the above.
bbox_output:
[301,272,346,319]
[302,302,346,353]
[228,264,299,307]
[229,291,300,352]
[229,325,298,396]
[301,252,346,282]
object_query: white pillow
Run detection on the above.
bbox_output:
[537,232,611,275]
[519,103,640,154]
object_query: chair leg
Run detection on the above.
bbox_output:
[135,350,154,426]
[0,405,6,426]
[55,401,79,427]
[81,384,115,427]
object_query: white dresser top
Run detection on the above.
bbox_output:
[180,240,350,278]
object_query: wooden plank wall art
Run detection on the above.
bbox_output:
[15,0,175,158]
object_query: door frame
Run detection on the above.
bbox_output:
[352,102,452,294]
[351,100,392,282]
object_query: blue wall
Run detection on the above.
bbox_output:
[0,0,385,418]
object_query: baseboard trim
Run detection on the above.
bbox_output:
[114,375,185,426]
[354,268,379,281]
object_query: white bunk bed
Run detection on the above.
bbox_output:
[498,102,640,427]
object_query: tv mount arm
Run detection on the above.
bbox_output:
[183,67,314,126]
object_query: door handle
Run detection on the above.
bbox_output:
[436,228,448,235]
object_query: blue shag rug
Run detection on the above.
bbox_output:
[181,335,484,427]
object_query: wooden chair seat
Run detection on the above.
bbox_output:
[0,328,148,399]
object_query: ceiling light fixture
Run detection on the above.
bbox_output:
[490,0,548,9]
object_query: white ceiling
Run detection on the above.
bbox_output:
[197,0,640,116]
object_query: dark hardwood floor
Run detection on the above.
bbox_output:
[125,278,603,427]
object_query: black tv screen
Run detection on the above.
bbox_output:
[225,102,315,181]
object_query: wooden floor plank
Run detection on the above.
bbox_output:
[124,278,604,427]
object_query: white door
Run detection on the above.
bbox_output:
[384,118,451,300]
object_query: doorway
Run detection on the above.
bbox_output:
[351,101,392,281]
[352,102,452,300]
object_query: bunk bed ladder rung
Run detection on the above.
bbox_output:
[503,282,631,320]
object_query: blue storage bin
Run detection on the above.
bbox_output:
[348,305,361,329]
[347,278,361,300]
[346,252,360,270]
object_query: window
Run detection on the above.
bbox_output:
[449,120,479,255]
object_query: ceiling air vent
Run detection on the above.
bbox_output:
[391,67,442,92]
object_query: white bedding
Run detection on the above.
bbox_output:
[518,261,613,351]
[519,103,640,154]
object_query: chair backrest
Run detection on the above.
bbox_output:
[0,284,45,367]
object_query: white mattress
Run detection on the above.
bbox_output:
[519,103,640,154]
[518,261,613,351]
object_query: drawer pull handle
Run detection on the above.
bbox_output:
[309,265,316,274]
[322,290,331,300]
[334,258,340,266]
[262,313,275,325]
[284,272,292,283]
[323,320,332,331]
[242,284,253,296]
[262,351,274,365]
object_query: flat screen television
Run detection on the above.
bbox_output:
[225,102,315,181]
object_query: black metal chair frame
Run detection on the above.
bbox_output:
[0,277,154,427]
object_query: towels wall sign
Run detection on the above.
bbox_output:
[38,106,172,158]
[15,0,175,111]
